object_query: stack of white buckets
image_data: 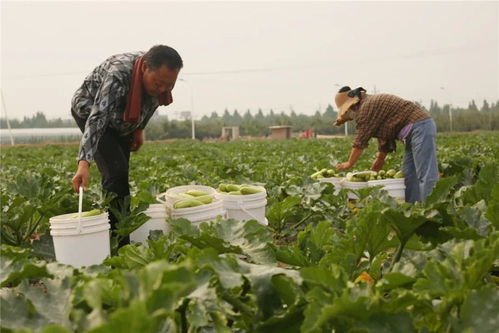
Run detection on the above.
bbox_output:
[49,184,267,267]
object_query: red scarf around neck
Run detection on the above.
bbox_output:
[123,56,173,123]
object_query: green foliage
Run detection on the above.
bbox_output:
[3,101,499,141]
[0,132,498,332]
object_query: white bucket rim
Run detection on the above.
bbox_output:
[50,219,109,230]
[50,212,108,223]
[50,223,110,236]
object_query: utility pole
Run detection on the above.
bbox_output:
[440,87,453,132]
[1,89,15,145]
[179,78,195,139]
[449,104,453,132]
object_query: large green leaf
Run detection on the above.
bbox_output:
[104,244,155,270]
[355,201,393,260]
[425,176,458,205]
[451,286,499,333]
[31,231,56,260]
[414,235,499,295]
[194,249,245,290]
[276,220,336,267]
[485,184,499,228]
[172,218,276,264]
[353,312,417,333]
[185,282,233,333]
[0,246,51,287]
[1,263,73,331]
[0,288,49,331]
[237,259,302,319]
[302,287,374,332]
[18,277,73,329]
[300,265,348,295]
[137,260,197,307]
[87,300,167,333]
[382,208,429,246]
[461,163,498,205]
[82,277,128,328]
[376,272,416,292]
[266,195,301,228]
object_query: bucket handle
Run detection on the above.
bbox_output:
[156,192,168,205]
[77,186,83,234]
[236,200,261,221]
[155,193,173,219]
[156,198,174,219]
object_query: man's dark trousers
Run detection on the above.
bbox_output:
[72,110,132,247]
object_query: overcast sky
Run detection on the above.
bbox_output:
[1,1,498,121]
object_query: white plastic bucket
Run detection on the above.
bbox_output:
[169,199,226,225]
[318,177,342,195]
[160,185,217,204]
[340,181,368,200]
[216,187,267,225]
[49,212,110,268]
[368,178,406,201]
[130,204,169,245]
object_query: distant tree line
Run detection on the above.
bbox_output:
[145,99,499,139]
[1,99,498,140]
[427,100,499,132]
[0,112,74,129]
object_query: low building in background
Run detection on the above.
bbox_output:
[221,126,240,141]
[269,125,292,139]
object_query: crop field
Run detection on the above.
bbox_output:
[1,132,498,332]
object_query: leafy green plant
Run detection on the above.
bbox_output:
[1,132,498,332]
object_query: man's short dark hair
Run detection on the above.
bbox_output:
[338,86,351,93]
[143,45,183,71]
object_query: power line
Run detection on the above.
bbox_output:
[3,41,495,80]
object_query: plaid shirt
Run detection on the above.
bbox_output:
[71,52,160,162]
[352,94,430,153]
